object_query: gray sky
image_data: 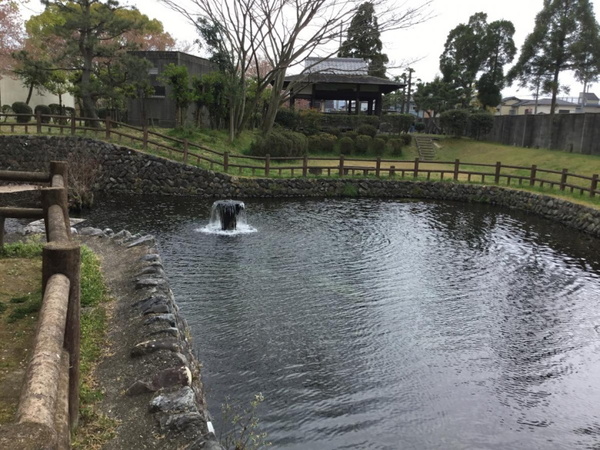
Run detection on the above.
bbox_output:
[21,0,600,100]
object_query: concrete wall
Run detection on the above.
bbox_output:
[2,135,600,238]
[0,76,75,110]
[485,113,600,155]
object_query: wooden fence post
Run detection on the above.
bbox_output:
[529,164,537,187]
[143,125,148,151]
[223,151,229,173]
[183,139,189,164]
[591,174,598,198]
[70,115,76,135]
[36,111,42,134]
[375,157,381,178]
[413,158,420,178]
[302,155,308,177]
[105,117,111,140]
[560,168,568,191]
[265,154,270,177]
[495,161,501,184]
[389,165,396,177]
[454,159,460,181]
[0,216,4,248]
[339,155,345,177]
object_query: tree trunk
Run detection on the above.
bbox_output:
[26,83,34,105]
[261,70,287,135]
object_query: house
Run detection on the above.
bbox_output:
[497,96,582,115]
[127,51,217,128]
[0,75,75,110]
[283,57,403,116]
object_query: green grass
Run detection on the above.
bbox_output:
[73,245,117,449]
[434,137,600,177]
[6,290,42,323]
[0,241,43,259]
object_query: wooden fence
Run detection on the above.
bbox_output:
[0,162,80,450]
[1,112,599,198]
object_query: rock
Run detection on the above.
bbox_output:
[125,380,154,396]
[79,227,105,236]
[136,277,168,290]
[147,327,180,339]
[144,314,177,327]
[141,254,162,264]
[130,339,181,357]
[151,366,192,390]
[150,386,197,414]
[158,412,204,432]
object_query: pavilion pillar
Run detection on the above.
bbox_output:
[355,85,360,115]
[367,100,374,115]
[289,95,295,109]
[375,94,383,116]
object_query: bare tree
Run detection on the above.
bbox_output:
[160,0,432,139]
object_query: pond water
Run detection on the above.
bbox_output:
[83,195,600,450]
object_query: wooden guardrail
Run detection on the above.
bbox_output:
[1,112,599,198]
[0,161,80,450]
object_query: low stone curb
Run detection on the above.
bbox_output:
[78,226,223,449]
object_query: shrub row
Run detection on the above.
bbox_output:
[439,109,494,140]
[249,130,308,157]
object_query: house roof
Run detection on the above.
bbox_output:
[284,72,402,95]
[580,92,600,101]
[515,98,578,107]
[304,57,369,75]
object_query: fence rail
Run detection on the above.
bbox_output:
[1,112,599,198]
[0,161,80,450]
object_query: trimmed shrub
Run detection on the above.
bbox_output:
[275,109,299,130]
[12,102,33,123]
[34,105,52,123]
[371,137,386,157]
[400,134,412,146]
[389,138,403,157]
[321,126,341,137]
[320,114,379,130]
[354,135,372,155]
[338,136,354,155]
[315,133,337,153]
[356,123,377,137]
[415,122,426,132]
[381,114,414,134]
[298,109,321,135]
[440,109,470,137]
[249,130,307,157]
[343,130,358,140]
[469,111,494,140]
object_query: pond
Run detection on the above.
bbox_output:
[83,195,600,449]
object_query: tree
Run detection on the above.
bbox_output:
[440,12,515,109]
[160,63,193,127]
[413,77,460,133]
[507,0,600,116]
[30,1,175,121]
[0,1,24,105]
[12,50,55,105]
[160,0,432,140]
[338,2,389,78]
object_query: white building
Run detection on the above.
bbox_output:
[0,75,75,109]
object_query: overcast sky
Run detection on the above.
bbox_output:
[21,0,600,100]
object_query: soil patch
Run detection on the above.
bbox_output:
[0,257,41,424]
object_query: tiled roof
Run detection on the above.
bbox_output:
[515,98,578,107]
[304,57,369,75]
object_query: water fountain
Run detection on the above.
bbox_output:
[200,200,256,234]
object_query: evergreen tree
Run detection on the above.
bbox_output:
[440,12,515,109]
[507,0,600,115]
[338,2,389,78]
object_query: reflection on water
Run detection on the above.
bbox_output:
[83,195,600,449]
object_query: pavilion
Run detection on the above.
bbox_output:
[283,57,404,116]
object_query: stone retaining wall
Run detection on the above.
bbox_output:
[2,135,600,237]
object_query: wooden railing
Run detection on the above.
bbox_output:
[1,112,599,198]
[0,162,80,450]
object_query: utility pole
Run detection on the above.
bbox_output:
[405,68,415,114]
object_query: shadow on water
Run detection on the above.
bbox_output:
[82,194,600,450]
